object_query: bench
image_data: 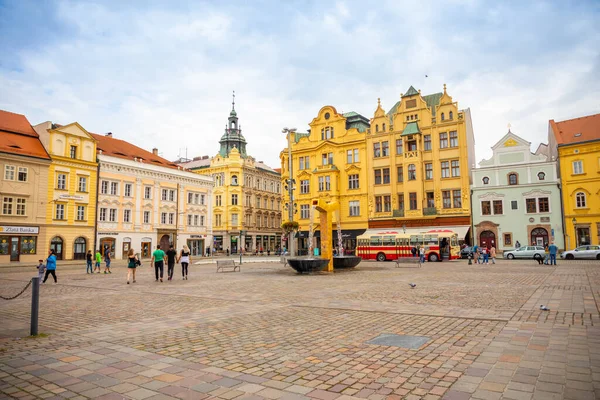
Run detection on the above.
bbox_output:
[395,257,422,268]
[216,259,240,272]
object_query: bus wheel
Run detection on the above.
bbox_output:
[428,253,439,262]
[376,252,386,262]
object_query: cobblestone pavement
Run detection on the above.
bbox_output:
[0,259,599,399]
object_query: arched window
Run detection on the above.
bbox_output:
[508,173,518,185]
[576,192,587,208]
[73,237,87,260]
[441,112,445,121]
[375,124,379,133]
[382,123,386,131]
[449,111,453,120]
[50,236,64,260]
[406,116,410,121]
[408,164,416,180]
[231,175,238,185]
[530,228,549,247]
[537,172,545,180]
[482,177,489,185]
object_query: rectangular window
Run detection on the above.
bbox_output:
[526,198,536,213]
[161,212,167,224]
[57,174,67,190]
[78,176,87,192]
[215,214,222,226]
[300,179,310,194]
[16,198,26,215]
[144,186,152,199]
[76,205,85,221]
[161,189,168,200]
[255,196,260,208]
[20,236,36,255]
[169,190,175,201]
[143,211,150,224]
[349,200,360,216]
[504,233,512,246]
[572,160,583,174]
[493,200,503,215]
[452,190,461,208]
[99,208,107,221]
[123,209,131,222]
[396,139,403,154]
[216,195,222,206]
[2,197,13,215]
[442,191,451,209]
[511,200,518,210]
[374,169,382,185]
[194,193,200,204]
[200,215,205,226]
[425,163,433,180]
[4,165,15,180]
[232,214,238,226]
[397,166,403,183]
[381,141,389,156]
[409,193,417,210]
[382,195,390,212]
[299,157,304,170]
[449,131,458,147]
[188,215,193,226]
[424,135,431,151]
[538,197,549,212]
[426,192,435,208]
[110,182,118,195]
[55,204,65,220]
[231,194,238,205]
[375,196,383,213]
[398,193,404,210]
[124,183,132,197]
[70,145,77,159]
[318,176,330,191]
[353,149,359,163]
[373,142,381,158]
[322,153,333,165]
[481,201,491,215]
[441,161,450,178]
[382,168,390,184]
[300,204,310,219]
[451,160,460,177]
[348,174,359,189]
[17,167,27,182]
[201,194,205,205]
[440,132,448,149]
[109,209,117,222]
[346,150,352,164]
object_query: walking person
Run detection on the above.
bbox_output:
[543,243,550,265]
[36,259,45,285]
[483,246,489,264]
[178,244,192,280]
[151,245,165,282]
[419,246,425,264]
[166,245,177,281]
[103,246,112,274]
[42,250,58,284]
[515,240,521,248]
[94,249,102,273]
[86,250,93,274]
[126,248,138,284]
[490,245,496,264]
[473,243,480,264]
[548,241,558,265]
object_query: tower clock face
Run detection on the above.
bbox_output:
[324,112,330,120]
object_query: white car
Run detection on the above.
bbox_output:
[560,245,600,260]
[503,246,546,260]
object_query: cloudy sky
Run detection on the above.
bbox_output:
[1,0,599,168]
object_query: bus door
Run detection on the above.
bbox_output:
[398,237,408,258]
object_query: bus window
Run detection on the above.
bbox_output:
[410,235,423,246]
[370,236,382,246]
[424,235,437,245]
[383,236,395,246]
[451,236,458,246]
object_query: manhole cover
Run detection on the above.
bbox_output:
[367,334,430,349]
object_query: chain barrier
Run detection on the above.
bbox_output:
[0,279,33,300]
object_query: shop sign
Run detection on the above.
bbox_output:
[190,235,205,239]
[58,194,84,201]
[0,226,39,234]
[98,232,119,236]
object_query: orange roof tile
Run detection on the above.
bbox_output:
[0,109,39,137]
[91,133,180,169]
[550,113,600,145]
[0,110,50,160]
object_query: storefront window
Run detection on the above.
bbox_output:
[0,237,8,255]
[21,236,36,254]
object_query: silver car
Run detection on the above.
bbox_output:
[504,246,546,260]
[560,245,600,260]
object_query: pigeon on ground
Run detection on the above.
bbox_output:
[409,283,417,288]
[540,305,550,311]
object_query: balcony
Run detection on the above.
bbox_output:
[423,207,437,216]
[393,209,404,217]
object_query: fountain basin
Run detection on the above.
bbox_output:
[287,257,329,274]
[333,255,362,269]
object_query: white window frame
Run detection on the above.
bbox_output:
[55,203,65,220]
[144,187,152,199]
[349,200,360,216]
[109,209,117,222]
[16,198,26,216]
[76,205,85,221]
[110,182,118,196]
[123,209,131,223]
[78,176,87,192]
[99,208,107,221]
[575,192,587,208]
[4,165,15,181]
[57,173,67,190]
[2,196,13,215]
[124,183,132,197]
[143,211,150,224]
[17,167,28,182]
[572,160,583,175]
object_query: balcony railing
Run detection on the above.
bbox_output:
[403,151,418,159]
[393,209,404,217]
[423,207,437,215]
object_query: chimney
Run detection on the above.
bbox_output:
[105,132,112,137]
[152,148,158,155]
[202,155,209,160]
[193,156,202,161]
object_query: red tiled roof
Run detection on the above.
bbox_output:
[0,110,50,160]
[550,113,600,145]
[91,133,180,169]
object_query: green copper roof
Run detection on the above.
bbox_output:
[342,111,359,117]
[294,132,310,143]
[387,101,400,126]
[401,122,420,136]
[423,92,443,117]
[403,86,419,97]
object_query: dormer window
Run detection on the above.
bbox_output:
[441,112,445,121]
[537,172,545,180]
[482,177,489,185]
[449,111,453,120]
[375,124,379,133]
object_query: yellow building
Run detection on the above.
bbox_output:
[366,85,474,241]
[0,110,51,263]
[178,98,282,254]
[280,106,370,253]
[549,113,600,249]
[34,122,98,260]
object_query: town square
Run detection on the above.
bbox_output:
[1,0,599,399]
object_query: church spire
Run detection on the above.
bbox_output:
[232,90,235,111]
[219,92,247,158]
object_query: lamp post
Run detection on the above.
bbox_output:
[283,127,297,256]
[572,217,577,248]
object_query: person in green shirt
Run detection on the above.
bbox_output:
[94,250,102,273]
[151,245,166,282]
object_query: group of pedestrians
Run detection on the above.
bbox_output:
[472,243,497,264]
[149,244,192,283]
[84,248,112,274]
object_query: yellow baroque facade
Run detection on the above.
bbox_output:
[366,85,474,239]
[549,113,600,250]
[35,122,98,260]
[280,106,370,253]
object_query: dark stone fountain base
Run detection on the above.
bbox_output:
[286,257,329,274]
[333,256,362,269]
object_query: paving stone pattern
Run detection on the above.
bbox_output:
[0,259,599,399]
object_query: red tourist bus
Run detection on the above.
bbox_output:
[356,229,460,262]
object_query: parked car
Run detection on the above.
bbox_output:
[460,246,474,259]
[503,246,546,260]
[560,245,600,260]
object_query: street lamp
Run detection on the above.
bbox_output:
[572,217,577,248]
[283,127,297,256]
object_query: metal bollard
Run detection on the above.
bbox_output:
[30,277,39,336]
[468,253,472,265]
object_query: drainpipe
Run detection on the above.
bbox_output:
[470,188,474,246]
[93,160,101,253]
[175,182,180,249]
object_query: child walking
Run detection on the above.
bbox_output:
[94,249,102,273]
[36,259,45,285]
[86,250,93,274]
